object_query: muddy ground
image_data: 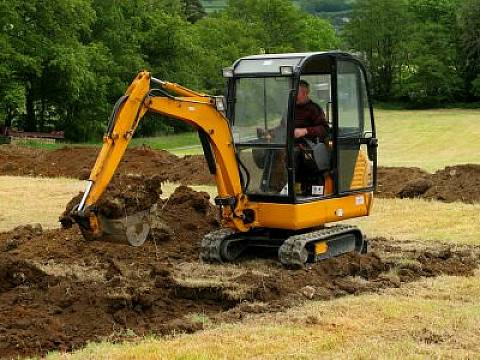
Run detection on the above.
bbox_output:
[0,184,479,359]
[0,145,213,185]
[2,145,480,204]
[1,144,480,358]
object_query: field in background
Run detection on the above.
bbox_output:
[137,108,480,170]
[17,108,480,171]
[375,109,480,172]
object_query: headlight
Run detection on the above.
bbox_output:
[222,67,234,78]
[279,65,294,76]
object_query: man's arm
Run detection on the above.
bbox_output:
[303,105,329,140]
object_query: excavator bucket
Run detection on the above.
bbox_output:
[72,206,155,247]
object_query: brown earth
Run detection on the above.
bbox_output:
[0,184,478,359]
[0,145,214,185]
[2,145,480,204]
[3,145,480,204]
[376,167,430,198]
[60,175,164,230]
[377,165,480,204]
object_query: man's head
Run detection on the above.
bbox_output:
[296,79,310,105]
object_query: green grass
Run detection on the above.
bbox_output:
[129,132,201,152]
[16,132,202,152]
[16,109,480,173]
[10,140,78,151]
[376,108,480,172]
[159,108,480,170]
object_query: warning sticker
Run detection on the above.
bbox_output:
[355,195,365,205]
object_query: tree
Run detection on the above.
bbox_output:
[227,0,307,53]
[343,0,412,99]
[0,0,341,140]
[457,0,480,100]
[400,0,462,104]
[301,15,340,51]
[181,0,206,23]
[190,13,263,93]
[2,0,96,132]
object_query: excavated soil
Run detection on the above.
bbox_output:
[60,175,164,229]
[0,183,479,358]
[2,145,480,204]
[1,145,480,357]
[0,145,214,185]
[377,165,480,204]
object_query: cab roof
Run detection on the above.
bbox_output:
[231,52,360,76]
[236,51,355,61]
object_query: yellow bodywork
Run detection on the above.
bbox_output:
[80,71,373,238]
[251,192,372,229]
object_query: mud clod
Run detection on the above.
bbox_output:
[397,178,432,198]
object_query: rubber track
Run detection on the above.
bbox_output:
[200,228,235,262]
[278,224,361,267]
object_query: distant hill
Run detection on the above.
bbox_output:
[200,0,354,31]
[200,0,227,13]
[296,0,355,31]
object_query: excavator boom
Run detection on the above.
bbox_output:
[72,72,252,245]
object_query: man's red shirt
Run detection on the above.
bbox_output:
[295,100,328,141]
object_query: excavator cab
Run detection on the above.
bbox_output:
[224,52,377,205]
[71,52,377,267]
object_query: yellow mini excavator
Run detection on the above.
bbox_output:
[71,52,378,267]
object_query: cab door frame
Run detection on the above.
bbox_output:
[331,55,377,196]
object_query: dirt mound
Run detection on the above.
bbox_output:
[370,237,478,281]
[376,167,430,198]
[3,144,479,204]
[1,184,478,358]
[0,185,221,359]
[424,165,480,203]
[61,175,163,226]
[376,165,480,204]
[0,259,55,292]
[0,145,214,185]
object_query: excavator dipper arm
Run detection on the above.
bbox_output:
[73,72,252,245]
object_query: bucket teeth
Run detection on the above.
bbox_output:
[73,206,155,246]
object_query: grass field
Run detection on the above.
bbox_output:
[0,176,84,232]
[4,108,480,359]
[135,108,480,170]
[375,109,480,172]
[21,108,480,171]
[2,178,480,358]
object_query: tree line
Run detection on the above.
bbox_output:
[0,0,479,141]
[344,0,480,104]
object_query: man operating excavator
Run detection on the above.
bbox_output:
[260,79,331,196]
[293,79,329,142]
[70,52,377,267]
